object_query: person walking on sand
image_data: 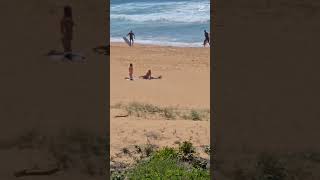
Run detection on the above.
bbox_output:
[127,30,135,46]
[129,64,134,80]
[61,6,74,56]
[203,30,210,47]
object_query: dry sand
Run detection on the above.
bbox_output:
[110,43,210,108]
[110,43,210,166]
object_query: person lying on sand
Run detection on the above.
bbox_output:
[139,70,162,80]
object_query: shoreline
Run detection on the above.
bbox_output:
[110,42,209,49]
[110,39,208,48]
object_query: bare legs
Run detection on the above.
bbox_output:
[62,38,72,52]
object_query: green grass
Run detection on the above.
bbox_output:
[254,153,288,180]
[126,147,209,179]
[112,142,210,180]
[144,143,156,157]
[190,110,202,120]
[125,102,175,119]
[202,145,211,155]
[113,102,210,121]
[179,141,196,155]
[182,109,209,121]
[231,153,289,180]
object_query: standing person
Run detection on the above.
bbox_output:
[129,64,134,80]
[127,30,135,46]
[61,6,74,55]
[203,30,210,47]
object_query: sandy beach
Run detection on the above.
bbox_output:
[110,43,210,108]
[110,42,210,166]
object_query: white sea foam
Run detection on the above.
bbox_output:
[111,0,210,23]
[111,0,210,47]
[110,37,204,47]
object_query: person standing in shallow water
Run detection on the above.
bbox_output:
[127,30,135,46]
[61,6,74,53]
[203,30,210,47]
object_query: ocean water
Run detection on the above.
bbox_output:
[111,0,210,47]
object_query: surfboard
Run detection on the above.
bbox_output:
[123,36,131,46]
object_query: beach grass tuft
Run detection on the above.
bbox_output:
[190,109,202,121]
[254,153,288,180]
[231,153,291,180]
[112,102,209,121]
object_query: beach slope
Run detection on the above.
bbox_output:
[110,43,210,167]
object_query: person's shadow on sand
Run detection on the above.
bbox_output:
[124,70,162,80]
[93,45,110,55]
[45,50,86,64]
[124,76,162,80]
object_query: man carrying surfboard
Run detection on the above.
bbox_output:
[127,30,135,46]
[203,30,210,47]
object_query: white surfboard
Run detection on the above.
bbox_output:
[123,36,131,46]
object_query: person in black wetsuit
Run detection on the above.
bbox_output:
[127,30,135,46]
[203,30,210,47]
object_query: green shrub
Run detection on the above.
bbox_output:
[144,144,155,157]
[179,141,195,156]
[153,147,177,159]
[203,145,210,155]
[254,153,288,180]
[127,148,210,179]
[190,110,201,121]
